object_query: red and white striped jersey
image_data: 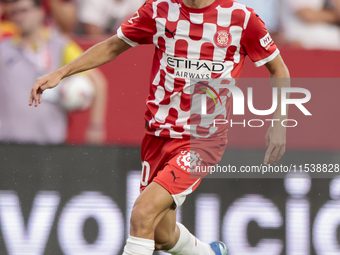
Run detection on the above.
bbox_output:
[117,0,279,138]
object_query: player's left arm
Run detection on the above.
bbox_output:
[62,40,108,145]
[264,54,290,165]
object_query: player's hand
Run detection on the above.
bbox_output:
[264,124,286,165]
[29,71,63,107]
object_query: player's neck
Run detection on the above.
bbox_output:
[182,0,216,8]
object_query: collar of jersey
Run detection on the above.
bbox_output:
[180,0,223,13]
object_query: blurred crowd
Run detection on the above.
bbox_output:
[2,0,340,49]
[0,0,145,38]
[238,0,340,50]
[0,0,340,146]
[0,0,110,145]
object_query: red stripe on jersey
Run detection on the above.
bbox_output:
[156,1,170,19]
[180,92,191,112]
[173,125,185,133]
[159,129,170,137]
[165,108,179,125]
[230,9,246,27]
[189,24,204,41]
[166,65,175,74]
[200,42,215,61]
[225,45,238,62]
[174,40,188,58]
[188,114,201,125]
[174,78,186,92]
[157,37,166,53]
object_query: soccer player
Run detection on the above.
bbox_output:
[29,0,290,254]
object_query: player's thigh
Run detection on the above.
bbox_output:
[154,209,178,250]
[132,181,176,225]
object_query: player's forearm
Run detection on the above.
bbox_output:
[58,35,126,79]
[265,55,290,121]
[270,65,290,121]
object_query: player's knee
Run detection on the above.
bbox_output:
[130,204,156,232]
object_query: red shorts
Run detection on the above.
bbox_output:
[140,134,228,206]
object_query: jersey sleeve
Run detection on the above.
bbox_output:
[117,0,156,47]
[241,9,280,67]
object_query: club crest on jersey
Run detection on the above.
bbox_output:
[176,150,202,172]
[214,30,232,48]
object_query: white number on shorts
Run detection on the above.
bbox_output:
[141,161,150,187]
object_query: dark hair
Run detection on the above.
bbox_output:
[5,0,42,6]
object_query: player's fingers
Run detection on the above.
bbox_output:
[38,91,43,105]
[273,145,286,164]
[29,78,46,106]
[35,93,40,107]
[29,86,39,106]
[33,88,41,107]
[268,146,281,165]
[29,90,34,106]
[264,145,274,165]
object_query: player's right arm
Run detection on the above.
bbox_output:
[29,35,131,107]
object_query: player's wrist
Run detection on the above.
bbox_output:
[56,67,68,80]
